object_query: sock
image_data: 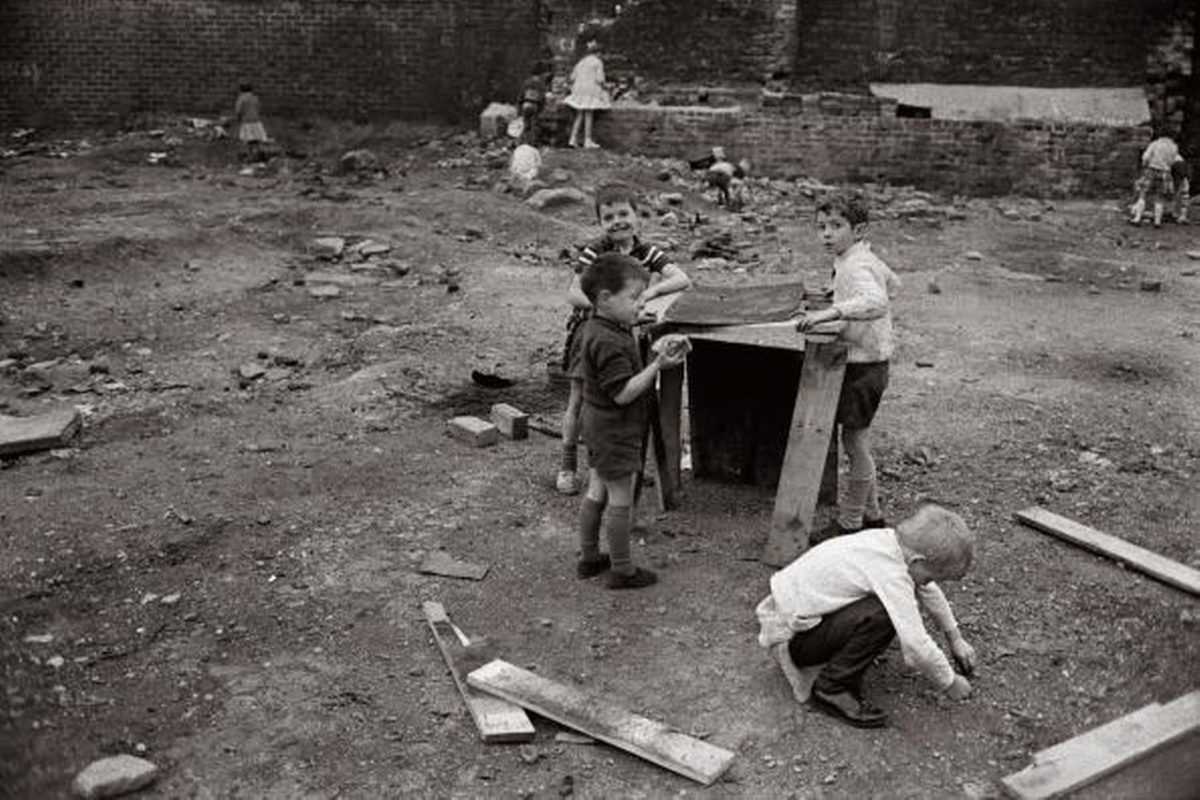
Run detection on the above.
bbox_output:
[840,477,875,529]
[604,505,633,575]
[579,497,604,561]
[864,480,882,521]
[561,442,578,474]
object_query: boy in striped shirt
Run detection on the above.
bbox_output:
[556,183,691,495]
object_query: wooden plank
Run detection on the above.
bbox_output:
[467,659,736,785]
[419,551,490,581]
[761,339,847,566]
[1014,507,1200,596]
[420,603,535,743]
[0,407,82,457]
[659,281,806,326]
[1072,731,1200,800]
[1001,692,1200,799]
[656,363,684,509]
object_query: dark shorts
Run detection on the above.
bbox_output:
[837,361,889,430]
[582,403,646,479]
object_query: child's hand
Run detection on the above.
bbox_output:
[655,350,686,370]
[949,637,977,677]
[945,674,972,701]
[795,309,838,332]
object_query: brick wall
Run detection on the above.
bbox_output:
[794,0,1178,90]
[586,104,1145,197]
[0,0,540,129]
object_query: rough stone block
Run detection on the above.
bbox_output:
[490,403,529,440]
[72,755,159,799]
[0,407,82,457]
[447,416,500,447]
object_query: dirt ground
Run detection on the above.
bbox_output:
[2,119,1199,800]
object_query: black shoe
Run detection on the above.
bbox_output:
[810,689,889,729]
[812,520,860,545]
[576,554,611,579]
[606,567,658,590]
[862,516,888,530]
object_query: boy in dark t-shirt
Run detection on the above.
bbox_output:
[575,253,686,590]
[557,183,691,496]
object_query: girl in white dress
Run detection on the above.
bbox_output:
[565,38,611,149]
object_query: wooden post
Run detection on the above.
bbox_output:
[761,338,847,566]
[655,362,684,509]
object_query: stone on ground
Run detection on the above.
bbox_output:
[310,237,345,260]
[338,149,380,175]
[508,144,542,188]
[526,187,588,210]
[72,754,159,799]
[479,102,517,139]
[0,407,82,457]
[447,416,500,447]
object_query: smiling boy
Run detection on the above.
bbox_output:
[556,183,691,495]
[755,504,978,728]
[574,252,686,589]
[796,193,900,541]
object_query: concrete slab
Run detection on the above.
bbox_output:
[0,407,82,457]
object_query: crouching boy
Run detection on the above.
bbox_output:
[755,504,978,728]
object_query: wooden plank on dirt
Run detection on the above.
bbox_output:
[466,659,736,785]
[419,551,490,581]
[421,603,535,743]
[0,407,82,457]
[1001,691,1200,799]
[1014,507,1200,596]
[761,339,847,566]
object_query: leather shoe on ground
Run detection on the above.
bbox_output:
[810,689,888,728]
[576,554,611,578]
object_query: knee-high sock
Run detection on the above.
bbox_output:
[604,505,633,575]
[579,497,604,561]
[840,434,877,529]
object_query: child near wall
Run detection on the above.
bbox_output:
[233,82,270,162]
[564,37,611,149]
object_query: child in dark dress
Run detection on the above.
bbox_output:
[574,253,686,589]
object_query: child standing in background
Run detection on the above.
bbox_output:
[565,38,610,149]
[233,83,269,161]
[1129,130,1182,228]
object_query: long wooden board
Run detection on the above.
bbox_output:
[421,603,535,743]
[1014,507,1200,596]
[1001,691,1200,799]
[761,339,847,566]
[655,364,684,510]
[466,659,736,785]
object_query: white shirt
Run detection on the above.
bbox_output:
[767,528,959,689]
[831,241,899,363]
[1142,137,1182,172]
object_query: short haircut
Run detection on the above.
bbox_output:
[815,192,869,227]
[239,82,253,93]
[595,182,640,219]
[897,504,975,576]
[580,252,647,304]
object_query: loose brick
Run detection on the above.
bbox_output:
[447,416,500,447]
[490,403,529,440]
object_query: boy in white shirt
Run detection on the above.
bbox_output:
[796,193,900,540]
[755,504,978,728]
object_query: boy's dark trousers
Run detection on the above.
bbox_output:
[787,596,895,695]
